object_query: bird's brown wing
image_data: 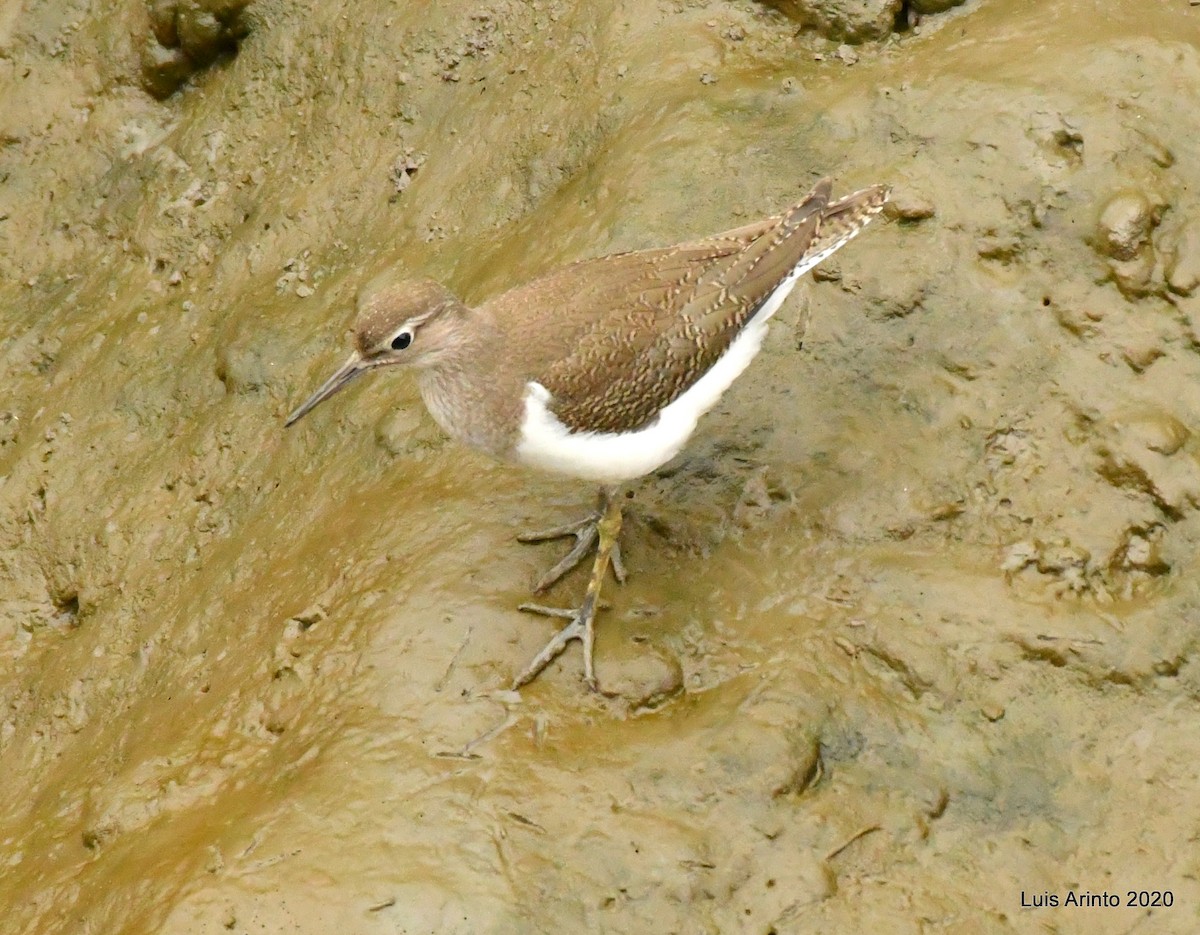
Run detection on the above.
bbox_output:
[486,180,886,434]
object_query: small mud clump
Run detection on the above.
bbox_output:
[140,0,254,98]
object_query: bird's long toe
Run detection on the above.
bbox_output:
[511,600,599,690]
[518,512,625,592]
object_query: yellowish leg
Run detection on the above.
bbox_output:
[512,487,623,691]
[518,493,626,592]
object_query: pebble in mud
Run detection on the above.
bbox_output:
[1108,251,1157,298]
[763,0,903,43]
[883,190,936,221]
[140,42,194,99]
[1119,531,1168,574]
[141,0,254,98]
[1092,190,1167,297]
[1164,221,1200,296]
[176,5,227,63]
[1095,190,1157,261]
[981,703,1006,722]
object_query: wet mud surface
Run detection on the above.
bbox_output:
[2,1,1200,932]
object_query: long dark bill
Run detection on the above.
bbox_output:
[284,352,369,426]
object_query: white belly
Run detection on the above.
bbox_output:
[515,286,789,483]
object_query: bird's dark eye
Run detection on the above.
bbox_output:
[391,331,412,351]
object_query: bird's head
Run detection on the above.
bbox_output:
[285,277,469,426]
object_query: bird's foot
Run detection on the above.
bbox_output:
[511,486,623,690]
[518,510,626,592]
[512,599,601,691]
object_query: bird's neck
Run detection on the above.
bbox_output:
[416,310,513,456]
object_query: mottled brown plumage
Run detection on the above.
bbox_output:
[467,179,887,437]
[510,181,827,433]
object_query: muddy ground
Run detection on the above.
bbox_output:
[3,0,1200,932]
